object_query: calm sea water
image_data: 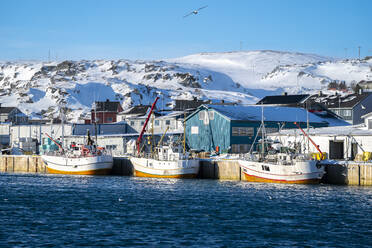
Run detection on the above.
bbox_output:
[0,174,371,248]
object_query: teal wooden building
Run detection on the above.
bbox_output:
[185,104,332,154]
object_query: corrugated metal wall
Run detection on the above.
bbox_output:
[186,108,230,153]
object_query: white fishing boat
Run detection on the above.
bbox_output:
[42,143,113,175]
[130,144,199,178]
[130,96,199,178]
[238,106,325,184]
[41,106,113,175]
[238,152,324,184]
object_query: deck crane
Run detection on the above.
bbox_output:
[294,122,324,159]
[136,97,159,155]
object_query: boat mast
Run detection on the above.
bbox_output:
[183,112,186,155]
[261,104,265,159]
[94,101,98,145]
[306,100,310,153]
[61,105,65,152]
[151,113,154,156]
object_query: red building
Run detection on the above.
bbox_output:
[85,99,123,124]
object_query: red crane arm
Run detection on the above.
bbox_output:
[136,97,159,154]
[294,122,323,156]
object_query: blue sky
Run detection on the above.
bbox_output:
[1,0,371,61]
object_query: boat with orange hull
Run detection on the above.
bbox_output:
[237,106,325,184]
[42,152,113,175]
[131,96,199,179]
[238,154,324,184]
[130,145,199,178]
[130,157,199,178]
[41,133,113,175]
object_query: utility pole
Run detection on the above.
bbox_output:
[358,46,361,60]
[48,49,51,63]
[344,48,348,59]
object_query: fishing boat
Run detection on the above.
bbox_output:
[130,96,199,178]
[41,142,113,175]
[41,108,113,175]
[130,143,199,178]
[238,151,324,184]
[238,107,325,184]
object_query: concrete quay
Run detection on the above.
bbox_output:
[0,155,46,174]
[322,162,372,186]
[1,155,372,186]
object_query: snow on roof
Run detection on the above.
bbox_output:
[362,112,372,119]
[205,104,328,123]
[156,111,186,119]
[272,124,372,136]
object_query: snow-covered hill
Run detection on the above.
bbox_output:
[0,50,371,122]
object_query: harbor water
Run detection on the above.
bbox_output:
[0,174,371,247]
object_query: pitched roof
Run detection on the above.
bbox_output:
[308,92,371,109]
[121,105,151,115]
[93,100,122,112]
[0,107,16,114]
[193,104,329,124]
[173,99,211,111]
[256,94,310,105]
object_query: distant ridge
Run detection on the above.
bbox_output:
[0,50,370,122]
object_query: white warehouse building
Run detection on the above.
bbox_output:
[267,113,372,160]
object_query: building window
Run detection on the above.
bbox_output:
[105,145,117,150]
[208,111,214,120]
[265,127,278,134]
[155,120,160,126]
[232,127,254,136]
[130,121,135,126]
[343,109,352,117]
[106,117,113,122]
[231,144,251,153]
[140,121,145,126]
[191,126,199,134]
[165,120,171,126]
[199,111,205,120]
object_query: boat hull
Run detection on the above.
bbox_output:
[238,159,324,184]
[41,155,113,175]
[130,157,200,178]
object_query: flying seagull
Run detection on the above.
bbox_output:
[183,5,208,18]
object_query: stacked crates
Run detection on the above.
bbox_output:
[40,137,60,154]
[311,152,327,160]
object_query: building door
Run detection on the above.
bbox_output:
[351,142,358,160]
[329,141,344,159]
